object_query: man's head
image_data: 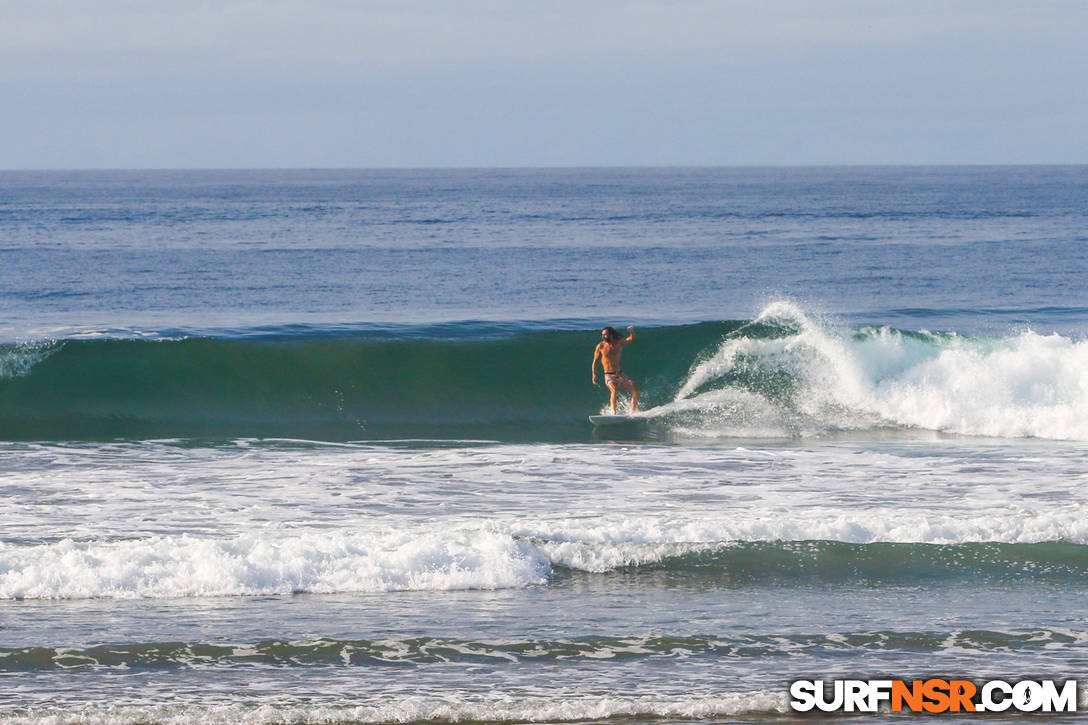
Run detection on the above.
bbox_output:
[601,327,619,342]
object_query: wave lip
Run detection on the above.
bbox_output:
[518,508,1088,572]
[557,540,1088,583]
[0,341,61,380]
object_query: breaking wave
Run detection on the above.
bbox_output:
[2,303,1086,441]
[6,513,1088,600]
[652,301,1088,440]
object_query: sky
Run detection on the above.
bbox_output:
[2,0,1087,168]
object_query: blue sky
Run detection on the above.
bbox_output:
[2,0,1086,168]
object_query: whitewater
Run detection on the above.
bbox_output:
[4,436,1088,600]
[655,301,1088,440]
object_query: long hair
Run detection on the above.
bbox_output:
[602,326,619,342]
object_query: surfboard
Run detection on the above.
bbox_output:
[589,414,640,426]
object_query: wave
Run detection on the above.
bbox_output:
[0,528,548,600]
[6,521,1088,600]
[6,629,1085,671]
[0,692,788,724]
[0,322,721,442]
[553,540,1088,582]
[2,303,1086,441]
[659,301,1088,440]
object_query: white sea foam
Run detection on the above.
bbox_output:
[0,691,789,724]
[520,510,1088,571]
[662,301,1088,440]
[4,435,1088,601]
[5,505,1088,599]
[9,440,1086,547]
[0,528,548,600]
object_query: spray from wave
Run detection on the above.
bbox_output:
[0,341,60,380]
[652,301,1088,440]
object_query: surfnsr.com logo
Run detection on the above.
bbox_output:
[790,679,1078,713]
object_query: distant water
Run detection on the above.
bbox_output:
[2,167,1088,724]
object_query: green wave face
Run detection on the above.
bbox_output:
[0,323,731,442]
[584,541,1088,584]
[5,308,1085,442]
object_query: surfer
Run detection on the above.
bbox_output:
[592,326,639,414]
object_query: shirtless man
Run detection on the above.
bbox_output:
[591,326,639,414]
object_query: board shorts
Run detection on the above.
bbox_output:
[603,371,633,388]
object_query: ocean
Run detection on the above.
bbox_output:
[1,166,1087,723]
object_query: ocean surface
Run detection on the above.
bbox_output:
[1,166,1088,723]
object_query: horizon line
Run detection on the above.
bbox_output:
[2,163,1087,173]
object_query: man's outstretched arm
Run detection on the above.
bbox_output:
[591,344,601,383]
[623,325,635,344]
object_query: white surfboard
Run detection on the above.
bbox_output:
[589,414,640,426]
